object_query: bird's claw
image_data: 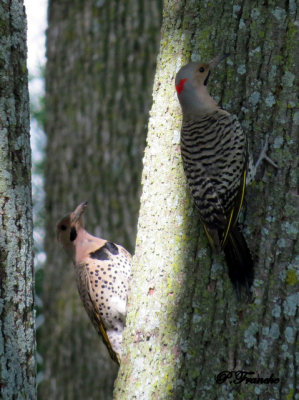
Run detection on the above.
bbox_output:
[254,135,278,171]
[247,134,278,184]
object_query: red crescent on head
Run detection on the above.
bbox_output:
[175,78,188,95]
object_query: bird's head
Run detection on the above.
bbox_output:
[175,54,229,118]
[57,201,88,256]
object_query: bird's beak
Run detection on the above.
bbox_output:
[71,201,88,223]
[209,53,229,70]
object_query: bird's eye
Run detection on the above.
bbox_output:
[60,224,67,231]
[199,67,205,73]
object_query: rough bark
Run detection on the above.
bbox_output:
[0,0,35,398]
[40,1,162,399]
[115,1,298,399]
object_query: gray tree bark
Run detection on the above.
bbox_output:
[40,0,162,399]
[0,0,35,399]
[115,1,298,399]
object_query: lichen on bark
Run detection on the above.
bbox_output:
[0,1,36,399]
[115,1,298,399]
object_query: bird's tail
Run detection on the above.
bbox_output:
[223,225,254,300]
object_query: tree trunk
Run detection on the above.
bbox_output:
[40,1,162,399]
[115,1,298,399]
[0,1,35,398]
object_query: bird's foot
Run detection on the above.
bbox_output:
[246,134,278,184]
[254,135,278,171]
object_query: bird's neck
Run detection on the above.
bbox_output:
[73,229,105,264]
[196,86,218,109]
[76,228,96,243]
[181,86,219,120]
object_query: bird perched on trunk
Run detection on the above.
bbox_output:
[175,55,254,299]
[57,202,132,364]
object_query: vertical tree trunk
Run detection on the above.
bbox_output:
[115,1,298,399]
[0,1,35,398]
[40,1,162,398]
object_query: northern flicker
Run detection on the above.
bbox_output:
[175,55,257,298]
[57,201,132,364]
